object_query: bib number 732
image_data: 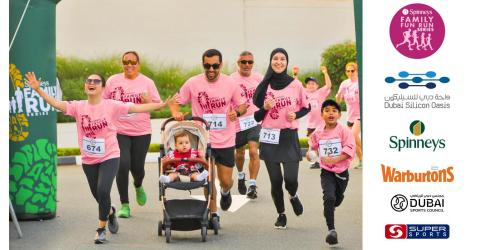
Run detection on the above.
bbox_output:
[318,138,342,157]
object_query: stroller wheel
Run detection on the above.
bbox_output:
[158,220,162,236]
[165,226,171,243]
[201,226,207,242]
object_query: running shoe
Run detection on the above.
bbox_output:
[290,195,304,216]
[208,213,220,229]
[108,206,119,234]
[310,162,320,169]
[274,214,287,229]
[220,191,232,211]
[135,186,147,206]
[94,228,107,244]
[246,185,258,199]
[326,229,338,245]
[238,177,247,195]
[117,203,130,218]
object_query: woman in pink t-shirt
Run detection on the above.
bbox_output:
[252,48,310,229]
[335,62,362,168]
[25,72,169,244]
[103,51,162,218]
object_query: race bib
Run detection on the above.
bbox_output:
[239,115,257,131]
[319,138,342,157]
[259,128,280,144]
[82,137,105,155]
[203,113,227,130]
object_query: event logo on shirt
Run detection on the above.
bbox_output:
[197,92,227,113]
[391,193,445,213]
[266,91,298,120]
[385,224,449,239]
[9,64,58,142]
[390,3,445,59]
[109,86,142,104]
[239,84,255,101]
[80,115,108,137]
[389,120,446,152]
[381,164,454,183]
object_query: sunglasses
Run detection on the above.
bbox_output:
[122,60,138,66]
[85,79,102,85]
[346,69,356,73]
[203,63,221,70]
[239,60,254,65]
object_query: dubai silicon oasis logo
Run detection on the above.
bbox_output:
[389,120,446,152]
[385,70,450,89]
[381,164,454,183]
[391,193,445,213]
[390,3,445,59]
[385,224,449,239]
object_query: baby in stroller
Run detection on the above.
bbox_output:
[160,130,209,183]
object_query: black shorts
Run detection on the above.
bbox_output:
[211,146,235,168]
[306,128,316,137]
[235,125,261,149]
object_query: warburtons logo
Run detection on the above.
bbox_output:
[381,164,454,182]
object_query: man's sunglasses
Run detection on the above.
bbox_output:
[122,60,138,66]
[203,63,221,70]
[239,60,254,65]
[85,79,102,85]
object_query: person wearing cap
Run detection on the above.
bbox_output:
[230,51,263,199]
[303,66,332,169]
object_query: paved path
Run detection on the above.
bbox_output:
[9,160,362,250]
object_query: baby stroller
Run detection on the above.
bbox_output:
[157,116,219,243]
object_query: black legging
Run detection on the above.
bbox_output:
[116,134,151,204]
[264,161,299,214]
[82,158,120,221]
[321,169,349,230]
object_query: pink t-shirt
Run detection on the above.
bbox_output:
[65,99,130,165]
[308,123,355,173]
[230,71,263,132]
[260,79,309,129]
[103,73,161,136]
[177,73,247,148]
[305,86,331,129]
[336,79,360,123]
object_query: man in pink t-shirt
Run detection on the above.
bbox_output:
[306,99,355,246]
[169,49,248,224]
[103,51,162,218]
[230,51,263,199]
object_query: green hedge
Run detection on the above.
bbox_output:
[57,139,310,156]
[56,42,356,122]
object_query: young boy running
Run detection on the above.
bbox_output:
[306,99,355,245]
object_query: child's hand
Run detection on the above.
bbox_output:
[25,72,40,90]
[320,66,328,74]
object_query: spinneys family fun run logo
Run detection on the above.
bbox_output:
[390,3,445,59]
[9,64,58,142]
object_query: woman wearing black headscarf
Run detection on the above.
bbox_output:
[252,48,310,229]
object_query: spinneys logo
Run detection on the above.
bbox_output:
[389,120,445,152]
[409,120,425,136]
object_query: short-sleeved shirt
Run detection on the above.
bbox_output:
[165,149,200,175]
[260,79,309,130]
[335,79,360,123]
[103,73,161,136]
[305,86,331,129]
[176,73,247,148]
[230,71,263,132]
[308,123,355,173]
[65,99,130,165]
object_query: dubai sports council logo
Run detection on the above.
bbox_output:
[390,3,445,59]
